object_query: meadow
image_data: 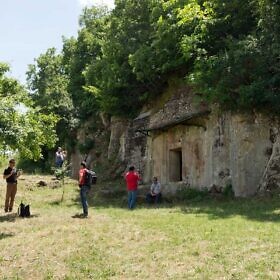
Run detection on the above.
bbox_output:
[1,175,280,279]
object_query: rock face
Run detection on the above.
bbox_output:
[146,111,273,197]
[107,116,128,160]
[258,126,280,192]
[114,83,279,197]
[72,82,280,197]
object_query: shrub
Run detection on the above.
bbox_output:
[222,184,234,198]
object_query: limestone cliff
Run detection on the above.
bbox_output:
[71,81,280,197]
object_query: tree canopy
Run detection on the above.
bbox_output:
[24,0,280,151]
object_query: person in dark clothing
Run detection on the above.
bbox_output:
[3,159,21,212]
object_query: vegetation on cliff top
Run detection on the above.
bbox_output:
[1,0,280,159]
[27,1,280,122]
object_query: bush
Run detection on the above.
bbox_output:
[222,184,234,198]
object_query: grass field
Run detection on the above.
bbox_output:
[1,175,280,279]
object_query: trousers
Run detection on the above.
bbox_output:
[5,183,17,211]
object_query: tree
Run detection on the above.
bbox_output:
[62,6,109,121]
[0,63,58,159]
[26,48,74,146]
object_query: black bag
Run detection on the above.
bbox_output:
[18,202,31,217]
[85,169,97,187]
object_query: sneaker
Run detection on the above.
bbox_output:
[4,208,8,213]
[8,208,12,212]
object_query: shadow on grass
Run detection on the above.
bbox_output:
[92,195,280,222]
[0,213,18,223]
[71,213,88,219]
[0,213,40,223]
[60,182,280,223]
[179,196,280,222]
[0,232,15,240]
[48,200,63,206]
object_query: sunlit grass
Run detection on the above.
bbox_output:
[1,175,280,279]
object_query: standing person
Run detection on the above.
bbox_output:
[146,177,162,204]
[55,147,64,168]
[3,159,21,213]
[78,161,89,218]
[124,166,140,210]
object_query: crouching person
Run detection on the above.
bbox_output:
[146,177,162,204]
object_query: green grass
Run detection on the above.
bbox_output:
[1,175,280,279]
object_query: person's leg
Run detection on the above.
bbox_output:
[146,193,152,203]
[155,193,162,204]
[5,184,13,212]
[80,186,88,216]
[130,190,137,209]
[128,191,132,209]
[9,184,17,211]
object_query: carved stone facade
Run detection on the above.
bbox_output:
[145,112,274,197]
[114,84,280,197]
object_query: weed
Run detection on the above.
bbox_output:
[223,183,234,198]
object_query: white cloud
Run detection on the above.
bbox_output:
[79,0,115,9]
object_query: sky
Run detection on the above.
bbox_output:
[0,0,114,84]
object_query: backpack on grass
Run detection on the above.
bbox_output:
[85,169,97,188]
[18,202,31,217]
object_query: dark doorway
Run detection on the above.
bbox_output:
[169,148,182,182]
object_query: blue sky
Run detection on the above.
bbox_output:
[0,0,114,84]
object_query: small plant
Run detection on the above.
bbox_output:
[222,183,234,198]
[52,160,71,202]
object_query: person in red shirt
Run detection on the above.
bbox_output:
[125,166,140,209]
[78,161,89,217]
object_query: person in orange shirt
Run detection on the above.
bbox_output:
[124,166,140,209]
[78,161,89,218]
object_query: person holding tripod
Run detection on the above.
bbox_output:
[3,159,21,213]
[55,147,66,168]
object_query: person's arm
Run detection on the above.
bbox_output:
[3,170,13,179]
[16,170,21,178]
[150,184,155,196]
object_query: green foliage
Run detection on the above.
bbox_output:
[188,0,280,114]
[84,1,153,117]
[189,36,267,111]
[26,48,75,145]
[78,138,95,154]
[0,64,58,160]
[62,6,109,121]
[222,184,234,198]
